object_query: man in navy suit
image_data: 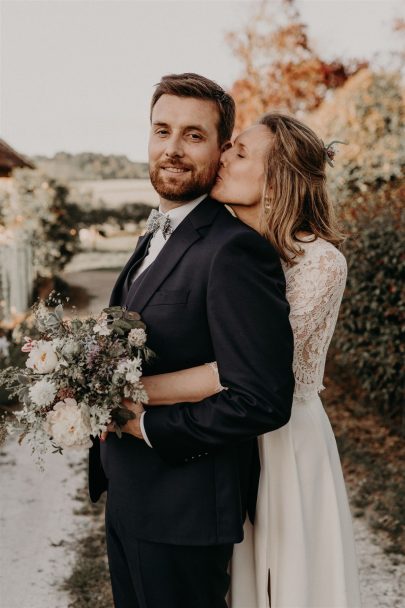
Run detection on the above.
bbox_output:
[89,73,294,608]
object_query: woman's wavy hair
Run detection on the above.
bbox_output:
[258,113,345,265]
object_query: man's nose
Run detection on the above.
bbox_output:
[164,134,184,158]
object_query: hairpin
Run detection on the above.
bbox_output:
[324,140,347,167]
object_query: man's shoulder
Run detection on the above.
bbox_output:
[213,205,276,251]
[206,199,260,238]
[192,197,279,261]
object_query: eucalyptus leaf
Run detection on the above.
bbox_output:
[129,320,146,330]
[103,306,123,314]
[110,406,135,428]
[143,347,156,362]
[117,407,136,422]
[113,319,132,331]
[46,314,61,327]
[124,311,141,321]
[112,327,125,336]
[54,304,64,320]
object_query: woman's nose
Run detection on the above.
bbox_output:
[220,144,232,167]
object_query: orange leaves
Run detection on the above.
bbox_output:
[226,0,365,131]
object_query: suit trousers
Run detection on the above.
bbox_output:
[105,503,234,608]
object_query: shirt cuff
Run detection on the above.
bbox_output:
[140,411,153,448]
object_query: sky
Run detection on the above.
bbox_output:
[1,0,404,162]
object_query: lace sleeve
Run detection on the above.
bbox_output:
[285,241,347,400]
[205,362,228,393]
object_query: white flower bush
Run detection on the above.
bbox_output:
[0,169,80,279]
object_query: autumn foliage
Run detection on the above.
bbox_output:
[227,0,366,131]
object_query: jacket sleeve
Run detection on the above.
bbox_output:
[143,230,295,464]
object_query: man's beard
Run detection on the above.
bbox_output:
[149,160,219,202]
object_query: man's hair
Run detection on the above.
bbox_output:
[150,73,235,145]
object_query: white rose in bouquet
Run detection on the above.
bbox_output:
[26,340,59,373]
[116,357,142,384]
[29,378,57,406]
[128,328,147,348]
[44,398,92,449]
[93,321,110,336]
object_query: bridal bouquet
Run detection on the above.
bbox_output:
[0,302,154,459]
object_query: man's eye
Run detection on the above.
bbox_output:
[189,133,202,140]
[156,129,168,136]
[237,154,245,158]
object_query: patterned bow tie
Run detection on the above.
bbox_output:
[145,209,172,240]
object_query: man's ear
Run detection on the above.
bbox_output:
[221,140,232,153]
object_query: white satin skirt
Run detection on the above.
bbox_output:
[228,394,362,608]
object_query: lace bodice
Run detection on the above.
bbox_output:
[281,237,347,402]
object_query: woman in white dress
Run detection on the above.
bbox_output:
[125,114,362,607]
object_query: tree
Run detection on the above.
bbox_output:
[307,69,404,201]
[227,0,366,130]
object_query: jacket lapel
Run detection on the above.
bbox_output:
[127,197,222,313]
[109,233,152,306]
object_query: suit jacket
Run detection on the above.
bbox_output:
[88,197,294,546]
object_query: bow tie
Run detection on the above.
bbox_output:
[145,209,172,240]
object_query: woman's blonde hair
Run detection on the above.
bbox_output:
[258,113,345,265]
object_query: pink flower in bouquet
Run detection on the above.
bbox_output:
[21,337,37,353]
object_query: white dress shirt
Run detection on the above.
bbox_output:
[138,194,207,447]
[132,195,206,283]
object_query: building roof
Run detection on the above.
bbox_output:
[0,139,35,175]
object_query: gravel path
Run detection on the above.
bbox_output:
[354,517,405,607]
[0,438,87,608]
[1,435,403,608]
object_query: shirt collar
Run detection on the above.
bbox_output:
[159,195,207,232]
